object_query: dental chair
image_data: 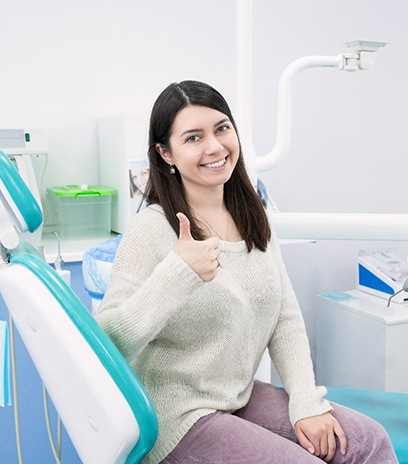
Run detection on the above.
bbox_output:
[0,149,158,464]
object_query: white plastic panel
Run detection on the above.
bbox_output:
[0,264,140,464]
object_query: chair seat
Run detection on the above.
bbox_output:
[326,387,408,463]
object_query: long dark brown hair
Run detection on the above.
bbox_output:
[144,80,271,252]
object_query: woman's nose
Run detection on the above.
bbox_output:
[203,134,223,155]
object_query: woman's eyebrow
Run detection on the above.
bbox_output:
[179,118,230,138]
[215,118,230,126]
[180,128,202,138]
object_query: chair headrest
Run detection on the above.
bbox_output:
[0,150,43,250]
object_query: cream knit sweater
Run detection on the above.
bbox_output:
[95,204,332,464]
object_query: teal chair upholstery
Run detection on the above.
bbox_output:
[326,387,408,463]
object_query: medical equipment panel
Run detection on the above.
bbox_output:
[358,249,408,304]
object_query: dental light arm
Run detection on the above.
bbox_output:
[236,2,389,173]
[252,40,388,172]
[236,2,405,242]
[254,42,406,243]
[260,42,407,243]
[254,54,343,172]
[271,212,408,242]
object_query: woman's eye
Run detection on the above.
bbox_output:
[217,124,230,133]
[186,135,200,143]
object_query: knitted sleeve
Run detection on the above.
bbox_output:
[267,228,332,425]
[95,208,202,361]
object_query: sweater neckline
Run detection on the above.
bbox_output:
[220,240,247,253]
[148,204,248,252]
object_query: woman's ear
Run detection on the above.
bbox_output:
[155,143,172,165]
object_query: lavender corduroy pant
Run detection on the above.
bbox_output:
[160,381,398,464]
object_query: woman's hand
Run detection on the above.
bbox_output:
[175,212,220,282]
[294,412,347,462]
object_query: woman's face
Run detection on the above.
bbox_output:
[157,105,240,197]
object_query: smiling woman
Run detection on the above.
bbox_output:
[145,80,270,251]
[94,80,398,464]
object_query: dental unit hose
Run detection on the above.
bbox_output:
[54,232,64,271]
[9,234,69,464]
[54,232,70,286]
[9,316,62,464]
[387,278,408,307]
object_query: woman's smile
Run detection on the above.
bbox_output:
[200,156,228,169]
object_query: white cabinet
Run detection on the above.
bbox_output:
[98,117,149,234]
[316,290,408,393]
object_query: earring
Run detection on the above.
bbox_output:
[170,165,176,175]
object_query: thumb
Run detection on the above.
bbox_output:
[177,212,193,241]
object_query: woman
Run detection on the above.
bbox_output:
[95,80,397,463]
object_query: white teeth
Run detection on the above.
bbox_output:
[203,158,226,168]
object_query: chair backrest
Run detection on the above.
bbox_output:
[0,150,158,463]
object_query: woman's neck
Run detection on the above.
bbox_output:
[186,188,242,242]
[186,186,225,215]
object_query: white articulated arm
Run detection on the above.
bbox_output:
[236,0,388,175]
[253,40,387,173]
[253,54,344,173]
[271,212,408,242]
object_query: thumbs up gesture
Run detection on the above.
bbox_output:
[175,212,221,282]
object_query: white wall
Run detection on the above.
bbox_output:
[0,0,237,186]
[1,0,407,364]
